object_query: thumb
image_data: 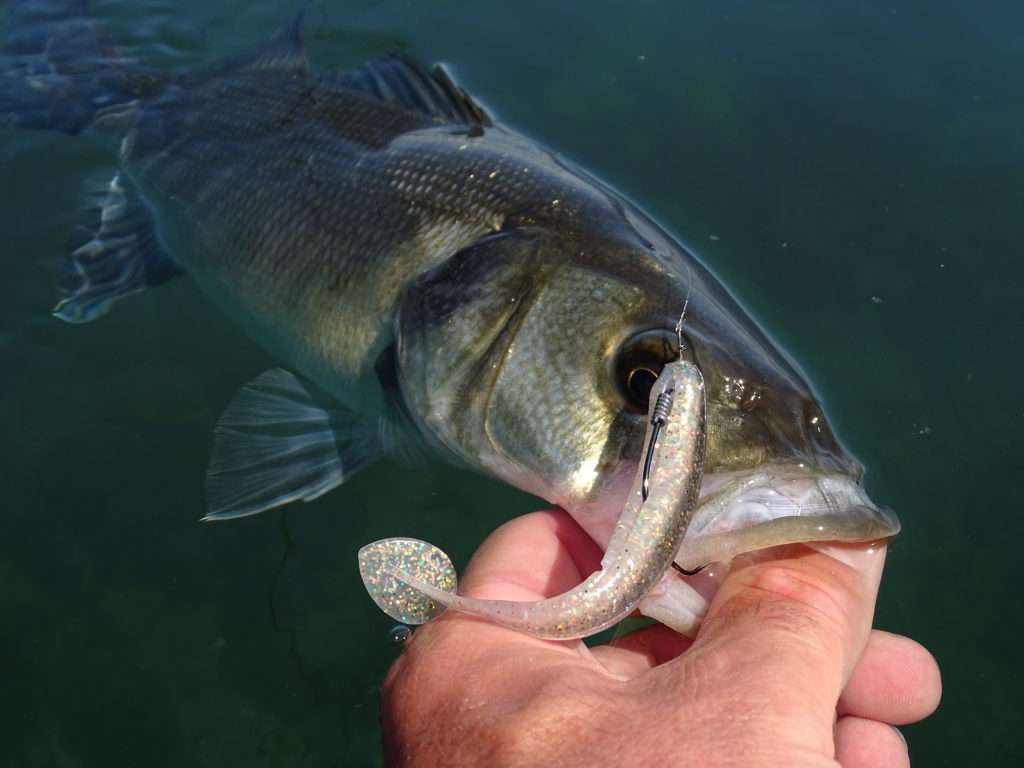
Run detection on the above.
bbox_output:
[681,542,887,731]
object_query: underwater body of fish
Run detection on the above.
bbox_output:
[2,2,898,629]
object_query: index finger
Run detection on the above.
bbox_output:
[398,508,605,659]
[458,508,604,602]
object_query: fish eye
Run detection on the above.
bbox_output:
[613,329,687,411]
[625,367,659,406]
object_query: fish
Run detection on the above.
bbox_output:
[359,360,707,640]
[1,3,899,632]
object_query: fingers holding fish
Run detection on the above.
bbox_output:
[372,504,691,679]
[420,507,694,680]
[678,542,887,732]
[380,510,918,768]
[377,510,605,734]
[456,508,603,604]
[839,630,942,726]
[395,508,604,648]
[834,716,911,768]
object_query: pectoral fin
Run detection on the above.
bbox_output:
[203,369,377,521]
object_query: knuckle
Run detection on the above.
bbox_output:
[742,561,857,637]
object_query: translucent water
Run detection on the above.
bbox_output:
[1,1,1021,765]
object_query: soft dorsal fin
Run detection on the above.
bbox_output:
[338,54,492,126]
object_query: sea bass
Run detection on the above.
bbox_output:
[2,4,898,632]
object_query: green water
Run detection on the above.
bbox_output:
[2,1,1021,765]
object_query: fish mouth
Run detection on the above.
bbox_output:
[674,465,900,571]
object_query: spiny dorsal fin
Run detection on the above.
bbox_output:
[243,10,307,72]
[338,54,492,126]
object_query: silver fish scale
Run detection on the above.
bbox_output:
[123,66,623,399]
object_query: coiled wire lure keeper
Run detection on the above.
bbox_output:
[642,388,675,501]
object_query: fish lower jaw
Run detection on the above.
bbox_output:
[674,466,900,571]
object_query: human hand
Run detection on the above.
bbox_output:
[380,508,940,767]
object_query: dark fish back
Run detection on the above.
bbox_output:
[118,55,503,391]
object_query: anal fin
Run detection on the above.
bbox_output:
[204,369,379,521]
[53,171,181,323]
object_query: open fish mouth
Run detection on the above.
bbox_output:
[674,466,900,572]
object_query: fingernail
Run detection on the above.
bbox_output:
[807,541,887,572]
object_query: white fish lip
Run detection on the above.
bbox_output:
[673,466,900,571]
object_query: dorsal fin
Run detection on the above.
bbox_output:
[243,10,307,72]
[338,54,492,126]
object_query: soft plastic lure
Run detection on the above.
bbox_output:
[358,359,706,640]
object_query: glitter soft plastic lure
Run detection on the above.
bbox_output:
[358,360,707,640]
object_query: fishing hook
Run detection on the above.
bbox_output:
[672,562,706,576]
[641,387,675,501]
